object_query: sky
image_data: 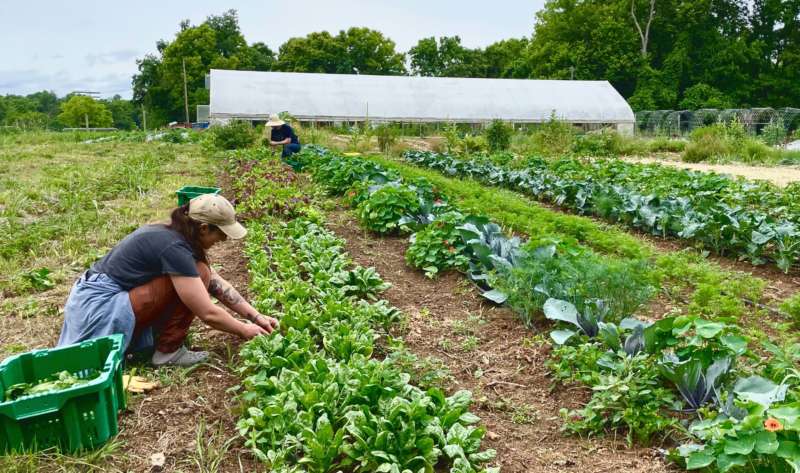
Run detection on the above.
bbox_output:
[0,0,544,99]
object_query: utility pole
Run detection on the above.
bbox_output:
[182,58,190,125]
[141,104,147,131]
[85,113,89,129]
[570,66,575,80]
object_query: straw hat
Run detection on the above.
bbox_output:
[265,114,285,127]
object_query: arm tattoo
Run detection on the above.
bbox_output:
[207,276,244,306]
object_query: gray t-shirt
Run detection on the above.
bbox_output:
[91,225,200,290]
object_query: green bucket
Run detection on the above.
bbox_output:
[175,186,221,206]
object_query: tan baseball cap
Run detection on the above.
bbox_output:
[188,194,247,239]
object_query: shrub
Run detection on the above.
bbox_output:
[571,129,622,157]
[461,134,487,155]
[209,120,256,150]
[682,125,735,163]
[740,138,774,163]
[530,115,577,157]
[484,119,512,152]
[356,184,421,234]
[647,137,686,153]
[761,118,787,146]
[374,123,400,153]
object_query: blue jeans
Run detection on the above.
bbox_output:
[282,143,301,158]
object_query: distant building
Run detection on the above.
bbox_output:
[208,69,635,135]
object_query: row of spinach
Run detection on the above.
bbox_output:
[297,146,800,472]
[404,151,800,272]
[229,149,499,473]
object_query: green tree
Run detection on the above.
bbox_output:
[132,9,273,125]
[678,83,733,110]
[408,36,485,77]
[57,95,113,128]
[104,95,138,130]
[483,38,531,78]
[276,28,405,75]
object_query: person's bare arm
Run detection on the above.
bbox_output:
[171,275,266,339]
[270,138,291,146]
[207,268,279,332]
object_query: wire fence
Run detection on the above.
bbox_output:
[635,107,800,136]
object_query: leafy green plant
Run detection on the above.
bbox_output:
[543,298,610,345]
[484,120,512,152]
[330,266,391,301]
[560,353,678,445]
[658,355,732,411]
[209,120,256,150]
[23,268,55,291]
[374,123,401,153]
[674,375,800,472]
[405,211,470,277]
[356,184,421,234]
[780,294,800,329]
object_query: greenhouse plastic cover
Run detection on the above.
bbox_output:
[209,69,634,124]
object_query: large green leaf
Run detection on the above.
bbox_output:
[716,453,747,472]
[734,376,788,408]
[694,319,725,338]
[686,450,715,469]
[723,435,755,455]
[755,431,779,454]
[543,298,579,326]
[550,329,576,345]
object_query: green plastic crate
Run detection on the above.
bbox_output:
[176,185,220,206]
[0,334,126,454]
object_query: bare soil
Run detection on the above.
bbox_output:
[326,209,674,473]
[626,156,800,187]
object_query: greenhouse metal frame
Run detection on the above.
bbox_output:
[208,69,636,134]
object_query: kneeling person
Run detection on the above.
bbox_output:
[58,194,279,366]
[266,114,301,160]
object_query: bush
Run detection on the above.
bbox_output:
[682,135,732,163]
[461,134,487,155]
[740,138,774,163]
[484,119,512,152]
[209,120,256,150]
[356,184,421,234]
[571,129,622,157]
[374,123,400,153]
[761,118,787,146]
[529,116,577,157]
[647,137,686,153]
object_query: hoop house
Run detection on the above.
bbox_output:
[208,69,636,134]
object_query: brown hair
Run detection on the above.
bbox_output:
[166,204,218,264]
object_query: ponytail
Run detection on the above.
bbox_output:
[166,204,209,264]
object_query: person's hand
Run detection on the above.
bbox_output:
[253,314,279,333]
[238,322,268,339]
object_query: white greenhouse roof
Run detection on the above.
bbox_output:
[209,69,634,124]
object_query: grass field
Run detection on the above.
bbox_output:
[0,134,213,314]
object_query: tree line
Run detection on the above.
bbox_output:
[3,3,797,129]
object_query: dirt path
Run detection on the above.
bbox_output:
[326,210,671,473]
[625,156,800,186]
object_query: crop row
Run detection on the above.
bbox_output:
[403,151,800,272]
[227,149,498,473]
[295,146,800,472]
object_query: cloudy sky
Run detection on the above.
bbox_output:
[0,0,544,99]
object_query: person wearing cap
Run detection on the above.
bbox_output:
[265,113,301,160]
[57,194,279,367]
